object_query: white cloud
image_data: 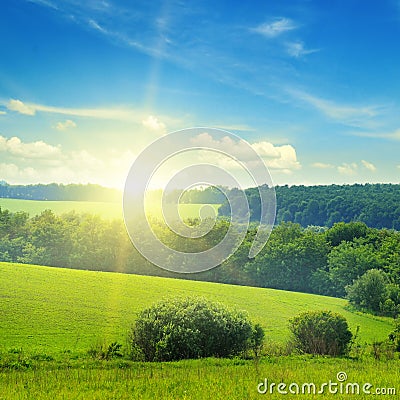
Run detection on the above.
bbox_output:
[0,110,6,115]
[287,89,382,127]
[253,18,297,38]
[338,162,358,176]
[0,135,61,159]
[88,19,107,33]
[252,141,301,171]
[0,134,136,188]
[361,160,377,172]
[213,124,254,132]
[27,0,58,10]
[0,163,38,181]
[7,99,36,116]
[286,41,319,58]
[352,128,400,141]
[0,99,182,128]
[142,115,166,135]
[312,162,334,169]
[55,119,77,131]
[190,132,301,172]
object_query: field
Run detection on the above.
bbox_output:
[0,197,220,220]
[0,262,398,399]
[0,357,398,399]
[0,262,394,353]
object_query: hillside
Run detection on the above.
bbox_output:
[0,262,393,354]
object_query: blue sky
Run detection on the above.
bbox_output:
[0,0,399,188]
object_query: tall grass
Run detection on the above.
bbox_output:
[0,357,398,399]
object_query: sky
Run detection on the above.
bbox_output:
[0,0,400,189]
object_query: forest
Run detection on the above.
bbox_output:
[0,206,399,317]
[218,183,400,230]
[0,181,120,202]
[2,182,400,230]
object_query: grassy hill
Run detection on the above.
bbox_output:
[0,262,393,355]
[0,198,220,220]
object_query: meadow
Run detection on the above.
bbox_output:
[0,262,393,353]
[0,357,398,399]
[0,197,220,220]
[0,262,398,399]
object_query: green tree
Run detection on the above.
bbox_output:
[326,242,381,297]
[325,221,369,246]
[346,269,389,313]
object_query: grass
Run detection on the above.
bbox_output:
[0,262,394,355]
[0,357,398,399]
[0,262,398,399]
[0,197,220,220]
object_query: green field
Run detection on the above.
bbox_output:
[0,262,398,399]
[0,262,393,354]
[0,197,220,220]
[0,357,398,399]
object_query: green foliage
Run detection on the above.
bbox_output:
[129,297,257,361]
[218,183,400,230]
[325,221,368,246]
[289,310,353,356]
[0,182,121,202]
[325,242,382,297]
[1,201,400,316]
[88,341,123,360]
[346,269,400,316]
[249,323,265,357]
[388,320,400,352]
[246,223,329,293]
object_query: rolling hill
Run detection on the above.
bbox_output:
[0,262,393,355]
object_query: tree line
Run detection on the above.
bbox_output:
[0,206,399,316]
[2,182,400,230]
[218,183,400,230]
[0,182,120,202]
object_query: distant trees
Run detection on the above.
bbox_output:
[0,182,120,202]
[1,205,400,317]
[245,223,329,293]
[218,183,400,230]
[2,182,400,229]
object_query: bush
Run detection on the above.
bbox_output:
[289,310,352,356]
[128,297,260,361]
[388,320,400,352]
[88,341,123,360]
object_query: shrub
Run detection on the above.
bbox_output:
[388,320,400,352]
[128,297,260,361]
[289,310,352,356]
[88,341,123,360]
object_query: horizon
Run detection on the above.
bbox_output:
[1,179,400,191]
[1,1,400,189]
